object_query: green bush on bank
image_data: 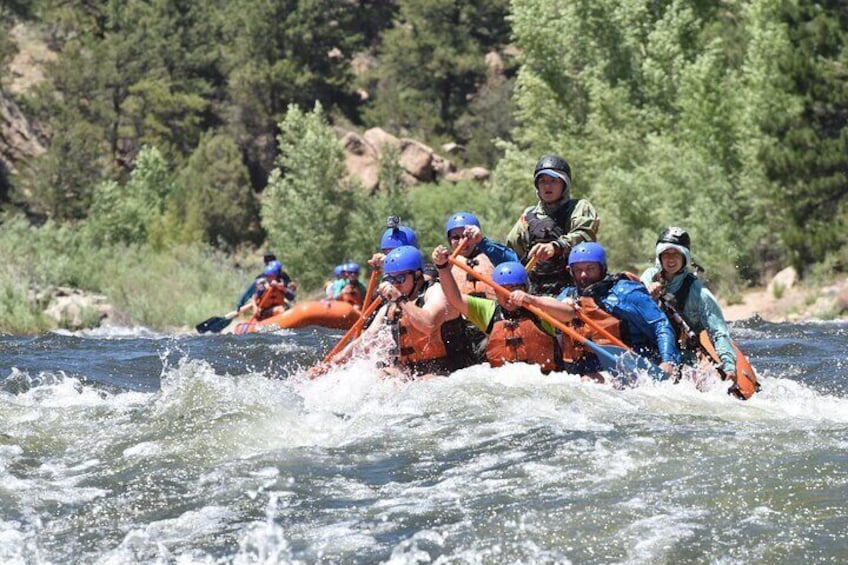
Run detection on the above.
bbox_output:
[0,213,253,333]
[0,271,53,335]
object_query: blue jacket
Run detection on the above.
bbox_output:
[558,276,680,365]
[476,237,519,266]
[235,280,257,310]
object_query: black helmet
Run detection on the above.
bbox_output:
[533,154,572,189]
[534,154,571,177]
[657,226,691,250]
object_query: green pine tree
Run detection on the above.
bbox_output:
[261,103,352,290]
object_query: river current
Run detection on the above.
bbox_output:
[1,318,846,564]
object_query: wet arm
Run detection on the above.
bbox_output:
[698,289,737,374]
[432,245,469,317]
[400,284,455,334]
[511,292,577,323]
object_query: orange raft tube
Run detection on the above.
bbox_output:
[698,330,760,399]
[232,300,360,335]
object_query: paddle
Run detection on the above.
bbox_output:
[361,268,380,310]
[450,236,470,260]
[352,268,382,339]
[447,256,668,380]
[322,296,385,364]
[196,312,237,334]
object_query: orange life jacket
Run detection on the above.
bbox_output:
[256,284,289,318]
[397,317,448,364]
[451,252,497,299]
[385,288,473,376]
[560,296,623,363]
[486,309,560,373]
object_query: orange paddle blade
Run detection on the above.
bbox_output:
[699,331,759,399]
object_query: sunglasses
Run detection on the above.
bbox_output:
[383,272,411,285]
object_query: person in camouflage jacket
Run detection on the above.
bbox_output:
[506,154,600,296]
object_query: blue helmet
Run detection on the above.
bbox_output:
[445,212,481,236]
[264,260,283,277]
[380,226,419,252]
[568,242,607,267]
[333,264,344,277]
[492,261,528,286]
[345,262,360,274]
[383,246,424,275]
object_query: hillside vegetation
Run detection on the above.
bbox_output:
[0,1,846,332]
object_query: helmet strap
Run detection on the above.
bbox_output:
[538,190,570,210]
[406,272,425,299]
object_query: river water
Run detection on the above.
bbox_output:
[1,318,846,564]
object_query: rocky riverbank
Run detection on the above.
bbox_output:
[722,268,848,322]
[30,269,847,335]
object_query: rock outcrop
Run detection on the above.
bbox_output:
[341,126,488,192]
[0,88,46,175]
[30,286,115,330]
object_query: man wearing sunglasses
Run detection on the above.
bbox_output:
[444,211,519,300]
[331,245,475,378]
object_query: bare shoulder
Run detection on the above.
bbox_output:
[424,282,460,319]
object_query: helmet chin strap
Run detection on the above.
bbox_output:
[401,272,425,300]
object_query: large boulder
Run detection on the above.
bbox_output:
[338,127,488,189]
[363,127,401,156]
[340,131,380,191]
[766,266,798,297]
[444,167,490,183]
[35,286,114,330]
[399,138,435,182]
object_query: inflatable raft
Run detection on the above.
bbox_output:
[231,300,360,335]
[697,330,760,399]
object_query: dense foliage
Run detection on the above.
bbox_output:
[498,0,847,285]
[0,0,845,332]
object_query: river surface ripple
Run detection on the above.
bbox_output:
[1,319,846,564]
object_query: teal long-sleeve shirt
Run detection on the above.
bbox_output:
[641,267,736,375]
